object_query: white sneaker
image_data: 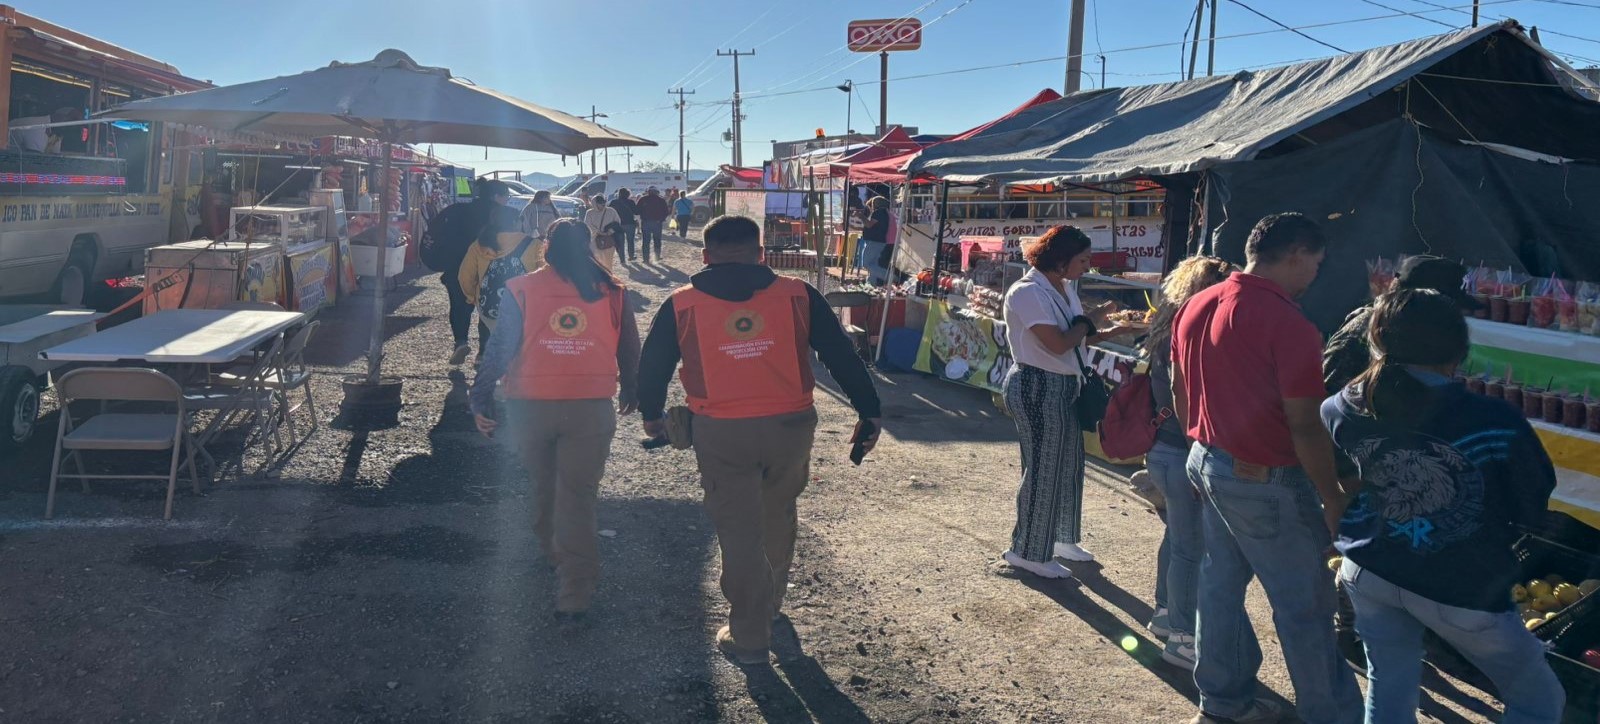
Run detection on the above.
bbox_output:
[1053,542,1095,562]
[1001,551,1073,579]
[1147,607,1173,638]
[448,344,470,365]
[1163,633,1196,671]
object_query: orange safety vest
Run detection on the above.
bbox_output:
[672,276,814,419]
[502,268,623,400]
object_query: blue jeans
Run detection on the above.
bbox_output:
[620,224,638,262]
[1340,559,1563,724]
[641,220,664,258]
[1147,440,1200,637]
[1188,443,1362,724]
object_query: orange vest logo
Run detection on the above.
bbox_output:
[725,309,764,341]
[550,306,588,338]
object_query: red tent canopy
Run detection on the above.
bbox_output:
[805,126,923,180]
[847,88,1063,184]
[721,164,765,183]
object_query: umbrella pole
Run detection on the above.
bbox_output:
[367,141,394,384]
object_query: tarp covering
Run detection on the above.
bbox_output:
[849,88,1062,184]
[805,126,922,179]
[722,165,765,183]
[907,21,1600,186]
[1209,118,1600,332]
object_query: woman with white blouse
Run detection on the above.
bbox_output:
[1000,226,1133,579]
[583,194,622,272]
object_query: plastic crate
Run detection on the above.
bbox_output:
[1514,534,1600,642]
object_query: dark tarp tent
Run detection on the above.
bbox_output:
[906,20,1600,331]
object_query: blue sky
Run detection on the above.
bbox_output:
[23,0,1600,175]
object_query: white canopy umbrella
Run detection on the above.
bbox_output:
[99,49,654,393]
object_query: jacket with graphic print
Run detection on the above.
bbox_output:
[1322,371,1556,612]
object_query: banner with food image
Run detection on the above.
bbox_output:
[915,300,1007,392]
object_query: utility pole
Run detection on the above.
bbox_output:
[1065,0,1086,94]
[668,87,695,175]
[582,106,607,176]
[1471,0,1481,27]
[717,49,755,167]
[1188,0,1206,80]
[1206,0,1218,76]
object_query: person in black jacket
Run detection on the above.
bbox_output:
[429,180,510,365]
[610,188,639,265]
[1322,256,1482,394]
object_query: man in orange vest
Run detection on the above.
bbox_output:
[638,214,882,665]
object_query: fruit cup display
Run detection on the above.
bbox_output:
[1514,576,1600,631]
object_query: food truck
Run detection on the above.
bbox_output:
[0,5,209,305]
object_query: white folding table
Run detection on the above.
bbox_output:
[39,309,307,474]
[39,309,304,364]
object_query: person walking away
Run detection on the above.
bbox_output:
[859,197,892,286]
[999,226,1137,580]
[519,190,562,240]
[469,218,640,621]
[426,179,510,365]
[674,192,695,239]
[1324,289,1562,724]
[610,188,639,265]
[583,194,622,272]
[459,205,545,362]
[1141,255,1234,670]
[1322,256,1484,394]
[1171,212,1362,724]
[636,186,671,263]
[637,214,882,665]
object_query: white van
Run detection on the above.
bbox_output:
[572,172,689,200]
[685,167,765,223]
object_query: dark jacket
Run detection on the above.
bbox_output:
[1147,336,1187,449]
[1323,305,1373,395]
[430,198,498,273]
[610,197,639,226]
[636,193,671,223]
[1322,373,1556,612]
[637,263,881,421]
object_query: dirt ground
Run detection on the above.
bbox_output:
[0,231,1513,723]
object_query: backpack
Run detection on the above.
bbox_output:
[1097,361,1172,460]
[420,204,464,272]
[478,236,536,322]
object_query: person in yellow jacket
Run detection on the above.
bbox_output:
[459,205,546,362]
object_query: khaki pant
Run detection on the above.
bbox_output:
[505,398,616,612]
[693,407,819,649]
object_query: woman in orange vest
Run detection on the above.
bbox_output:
[469,218,640,621]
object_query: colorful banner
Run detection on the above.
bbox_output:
[286,242,336,311]
[914,300,1011,392]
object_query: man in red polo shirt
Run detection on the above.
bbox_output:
[1171,213,1360,724]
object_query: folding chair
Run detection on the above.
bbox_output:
[186,335,285,472]
[216,320,319,448]
[46,368,198,520]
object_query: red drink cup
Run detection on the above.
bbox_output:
[1544,392,1565,424]
[1562,396,1586,429]
[1502,384,1523,410]
[1490,296,1509,323]
[1509,298,1532,326]
[1465,377,1486,395]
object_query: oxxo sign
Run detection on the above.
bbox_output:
[846,18,923,52]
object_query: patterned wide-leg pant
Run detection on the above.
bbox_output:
[1002,364,1086,562]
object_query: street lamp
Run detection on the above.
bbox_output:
[837,80,853,149]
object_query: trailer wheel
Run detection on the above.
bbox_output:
[0,367,41,455]
[691,207,710,225]
[52,252,92,307]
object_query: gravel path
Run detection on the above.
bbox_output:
[0,231,1505,722]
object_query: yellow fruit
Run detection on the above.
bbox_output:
[1544,612,1560,622]
[1580,579,1600,596]
[1548,574,1566,586]
[1557,584,1582,606]
[1511,584,1529,603]
[1521,607,1542,622]
[1532,594,1562,612]
[1528,580,1554,599]
[1327,556,1342,572]
[1526,618,1543,631]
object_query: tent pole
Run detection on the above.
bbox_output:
[928,180,951,300]
[366,137,393,384]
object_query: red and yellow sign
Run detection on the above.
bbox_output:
[847,18,923,52]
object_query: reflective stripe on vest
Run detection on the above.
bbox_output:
[672,276,813,419]
[503,268,622,400]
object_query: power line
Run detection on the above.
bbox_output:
[1225,0,1350,53]
[1359,0,1459,28]
[1405,0,1600,51]
[749,0,944,95]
